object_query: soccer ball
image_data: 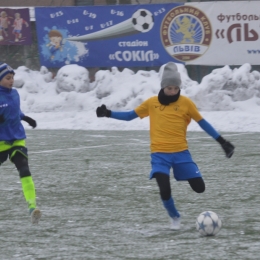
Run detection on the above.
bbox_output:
[132,9,154,33]
[196,211,222,236]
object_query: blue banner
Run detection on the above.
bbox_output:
[35,4,184,68]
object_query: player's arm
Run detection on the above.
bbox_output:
[188,99,235,158]
[96,104,138,121]
[23,19,29,27]
[20,110,37,128]
[198,118,235,158]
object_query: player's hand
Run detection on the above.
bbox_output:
[216,136,235,158]
[221,141,235,158]
[96,104,111,117]
[22,116,37,128]
[0,114,5,124]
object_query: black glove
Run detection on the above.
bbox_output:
[0,114,5,124]
[216,136,235,158]
[96,104,111,117]
[22,115,37,128]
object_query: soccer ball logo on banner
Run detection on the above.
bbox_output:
[132,9,154,33]
[67,9,154,42]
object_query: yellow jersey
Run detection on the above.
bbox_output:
[134,95,203,153]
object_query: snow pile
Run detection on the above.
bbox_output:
[11,62,260,131]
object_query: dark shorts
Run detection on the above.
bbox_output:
[150,150,202,181]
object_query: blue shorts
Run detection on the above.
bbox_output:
[150,150,202,181]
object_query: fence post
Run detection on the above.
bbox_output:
[24,45,31,68]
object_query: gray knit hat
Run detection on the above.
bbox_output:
[161,62,181,89]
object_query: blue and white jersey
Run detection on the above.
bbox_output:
[0,85,26,141]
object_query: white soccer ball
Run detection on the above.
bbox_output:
[132,9,154,33]
[196,211,222,236]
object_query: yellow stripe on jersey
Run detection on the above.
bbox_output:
[135,95,203,153]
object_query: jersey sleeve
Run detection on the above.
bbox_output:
[188,98,203,122]
[198,119,220,139]
[110,110,138,121]
[134,98,150,119]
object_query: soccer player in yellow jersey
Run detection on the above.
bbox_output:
[96,62,235,230]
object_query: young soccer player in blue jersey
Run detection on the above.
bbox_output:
[96,62,235,230]
[0,63,41,224]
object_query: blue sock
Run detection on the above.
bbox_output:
[162,197,180,218]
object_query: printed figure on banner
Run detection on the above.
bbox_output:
[12,12,29,42]
[0,11,11,41]
[41,27,89,64]
[0,8,32,45]
[176,16,195,44]
[47,30,64,60]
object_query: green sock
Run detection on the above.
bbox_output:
[21,176,36,209]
